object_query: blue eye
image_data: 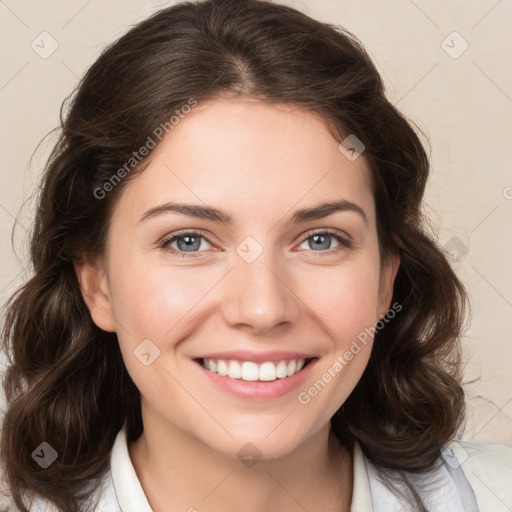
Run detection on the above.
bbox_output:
[159,229,352,258]
[298,230,352,253]
[159,231,212,258]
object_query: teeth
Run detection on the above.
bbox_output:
[241,361,259,381]
[276,360,288,379]
[217,360,228,376]
[201,358,308,381]
[259,362,276,381]
[227,360,241,379]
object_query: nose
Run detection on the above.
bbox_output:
[221,249,301,335]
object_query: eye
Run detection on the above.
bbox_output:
[159,231,213,258]
[159,228,352,259]
[297,229,352,254]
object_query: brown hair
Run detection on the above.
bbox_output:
[1,0,468,510]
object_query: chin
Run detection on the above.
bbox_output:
[203,425,310,462]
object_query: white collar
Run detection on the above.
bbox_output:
[109,426,374,512]
[110,426,152,512]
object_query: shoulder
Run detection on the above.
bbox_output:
[361,439,512,511]
[449,438,512,467]
[449,439,512,510]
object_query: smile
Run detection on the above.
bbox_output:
[194,354,318,400]
[197,358,313,381]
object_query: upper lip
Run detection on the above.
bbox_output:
[194,350,317,364]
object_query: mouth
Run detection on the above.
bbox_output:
[194,357,317,382]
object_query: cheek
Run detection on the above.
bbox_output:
[295,258,381,348]
[292,261,381,428]
[106,260,213,408]
[107,255,224,345]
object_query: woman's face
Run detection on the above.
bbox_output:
[80,97,399,459]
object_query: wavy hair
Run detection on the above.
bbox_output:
[1,0,468,510]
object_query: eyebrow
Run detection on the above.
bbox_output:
[138,199,368,226]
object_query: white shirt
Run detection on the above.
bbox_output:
[105,428,374,512]
[2,426,512,511]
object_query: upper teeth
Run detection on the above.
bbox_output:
[201,358,306,381]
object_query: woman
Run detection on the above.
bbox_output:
[1,0,511,511]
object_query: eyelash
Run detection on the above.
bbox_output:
[158,229,353,259]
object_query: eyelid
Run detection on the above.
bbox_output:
[298,227,353,244]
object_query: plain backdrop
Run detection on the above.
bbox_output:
[0,0,511,445]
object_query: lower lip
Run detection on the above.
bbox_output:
[195,359,317,400]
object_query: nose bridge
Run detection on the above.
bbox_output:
[222,240,299,332]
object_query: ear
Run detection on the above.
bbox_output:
[75,259,116,332]
[377,251,400,317]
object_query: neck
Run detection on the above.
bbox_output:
[129,407,353,512]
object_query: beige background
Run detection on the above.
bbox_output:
[0,0,511,445]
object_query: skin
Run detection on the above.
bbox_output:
[77,97,400,512]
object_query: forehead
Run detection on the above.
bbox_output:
[112,97,375,229]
